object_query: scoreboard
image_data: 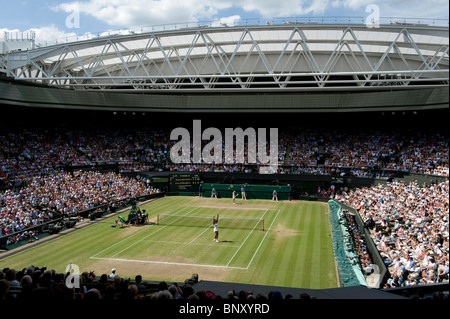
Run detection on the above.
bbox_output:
[169,173,201,192]
[331,176,345,184]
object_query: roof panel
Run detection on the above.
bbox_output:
[3,24,447,88]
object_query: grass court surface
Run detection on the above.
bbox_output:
[0,196,338,289]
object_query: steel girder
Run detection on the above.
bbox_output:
[0,23,448,92]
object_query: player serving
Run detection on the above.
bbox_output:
[213,214,219,243]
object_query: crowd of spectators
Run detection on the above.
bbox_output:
[335,179,449,287]
[1,123,448,291]
[0,265,317,301]
[1,126,448,189]
[0,170,157,239]
[4,230,40,246]
[0,127,172,188]
[0,128,79,188]
[386,130,449,176]
[340,209,374,275]
[286,128,448,177]
[2,265,446,302]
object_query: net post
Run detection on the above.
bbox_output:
[262,219,265,231]
[157,214,159,225]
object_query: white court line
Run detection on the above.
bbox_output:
[146,239,240,247]
[109,206,200,258]
[244,209,281,270]
[187,210,233,244]
[189,225,213,244]
[90,256,247,270]
[90,207,279,270]
[225,209,269,267]
[90,199,176,258]
[91,206,197,259]
[89,210,179,258]
[196,205,269,210]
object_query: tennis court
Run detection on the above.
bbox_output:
[0,196,338,289]
[91,204,276,270]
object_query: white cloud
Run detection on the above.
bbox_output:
[51,0,360,28]
[235,0,333,17]
[52,0,448,29]
[239,0,449,21]
[30,26,79,44]
[53,0,235,28]
[219,15,242,26]
[377,0,449,20]
[3,0,447,46]
[209,15,242,27]
[331,0,373,10]
[49,0,449,31]
[329,0,448,20]
[1,26,95,47]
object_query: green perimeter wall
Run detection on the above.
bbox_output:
[171,183,291,200]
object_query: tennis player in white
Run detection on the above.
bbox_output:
[213,214,219,242]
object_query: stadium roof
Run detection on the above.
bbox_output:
[1,22,448,91]
[0,21,448,113]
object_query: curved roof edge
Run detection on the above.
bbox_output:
[1,77,447,113]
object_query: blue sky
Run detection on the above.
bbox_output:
[1,0,449,43]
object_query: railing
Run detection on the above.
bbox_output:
[1,16,447,51]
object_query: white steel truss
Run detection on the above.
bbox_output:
[1,23,448,92]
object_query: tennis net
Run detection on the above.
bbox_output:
[157,214,265,231]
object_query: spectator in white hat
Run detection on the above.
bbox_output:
[109,268,118,280]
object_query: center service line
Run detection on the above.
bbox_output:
[245,209,281,270]
[225,209,269,268]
